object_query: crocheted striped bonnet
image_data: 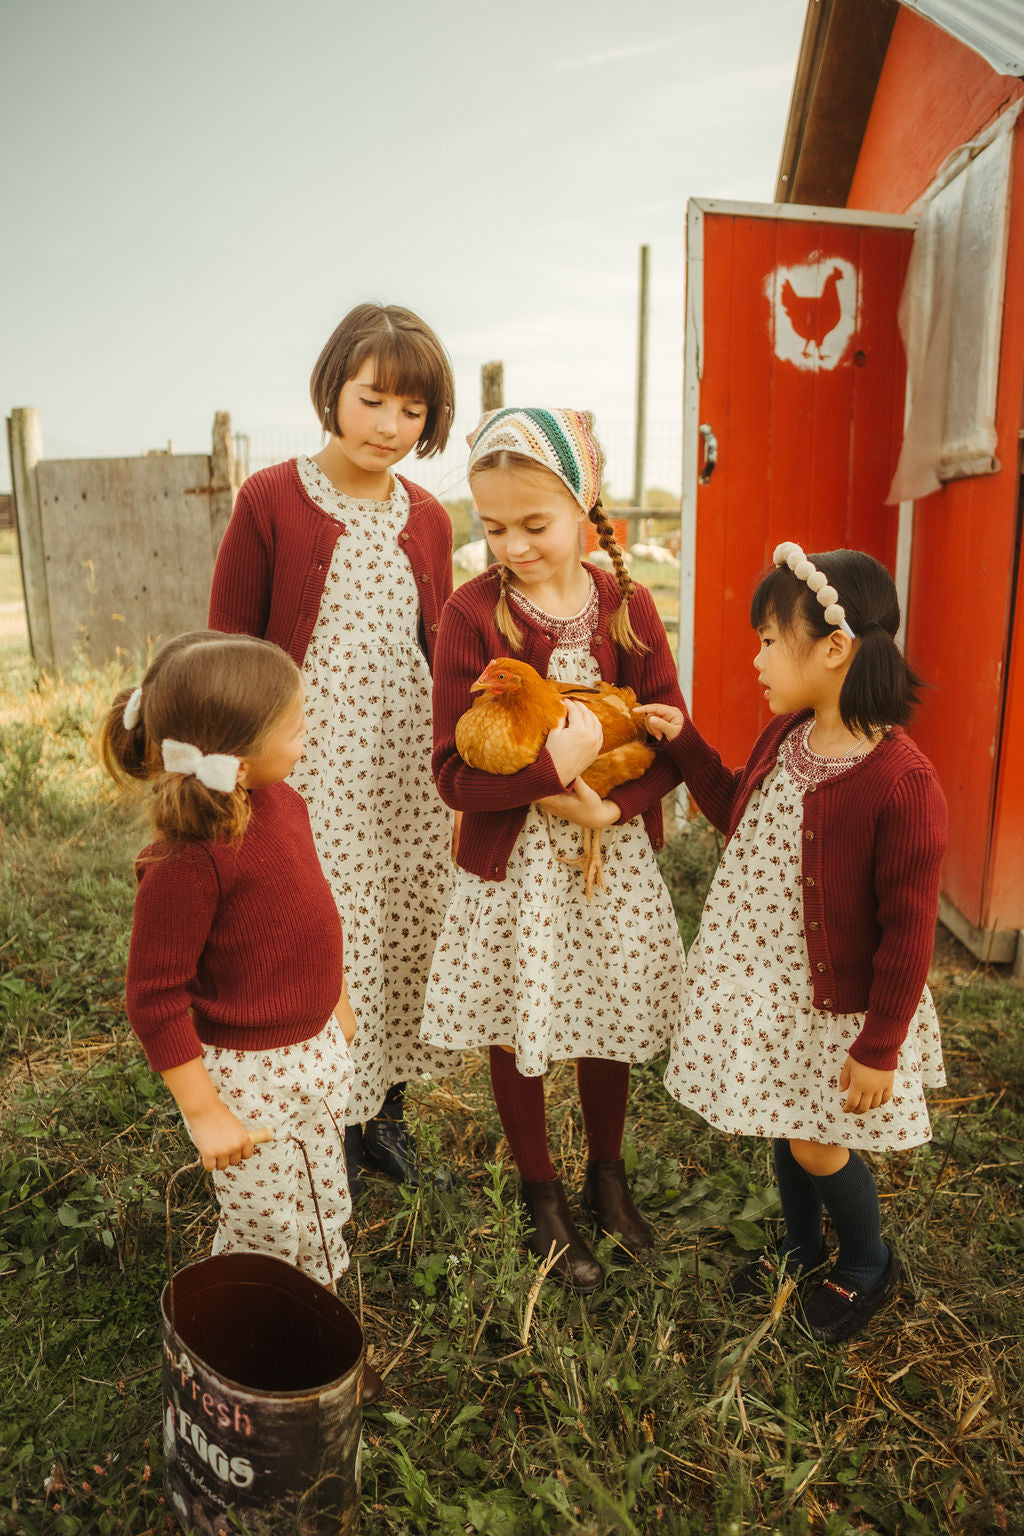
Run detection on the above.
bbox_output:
[466,407,605,513]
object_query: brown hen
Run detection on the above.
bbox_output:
[455,658,655,897]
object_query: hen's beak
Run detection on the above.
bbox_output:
[469,672,490,693]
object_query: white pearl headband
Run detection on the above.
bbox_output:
[161,739,241,794]
[773,542,856,640]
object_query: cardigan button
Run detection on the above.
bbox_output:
[492,864,500,875]
[804,830,814,841]
[808,920,820,931]
[804,876,815,888]
[420,573,429,581]
[595,636,603,645]
[430,622,438,632]
[400,532,408,541]
[816,961,828,973]
[822,997,834,1010]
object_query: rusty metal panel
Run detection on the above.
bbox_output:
[36,453,215,666]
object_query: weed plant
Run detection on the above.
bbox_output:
[1,653,1022,1534]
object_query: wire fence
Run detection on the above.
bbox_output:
[239,417,683,507]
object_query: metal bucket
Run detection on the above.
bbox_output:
[162,1144,363,1534]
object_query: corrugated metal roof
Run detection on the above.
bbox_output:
[898,1,1024,74]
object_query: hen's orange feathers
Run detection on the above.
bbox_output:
[454,659,655,897]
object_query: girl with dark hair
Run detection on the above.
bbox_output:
[209,303,459,1195]
[636,544,947,1343]
[424,408,687,1292]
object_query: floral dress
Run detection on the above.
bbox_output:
[420,581,686,1077]
[664,718,945,1148]
[289,456,456,1124]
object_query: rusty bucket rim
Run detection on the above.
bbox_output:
[162,1250,364,1401]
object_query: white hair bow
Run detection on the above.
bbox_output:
[161,739,240,794]
[122,687,143,730]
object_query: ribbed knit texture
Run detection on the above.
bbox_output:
[432,566,686,881]
[208,459,453,672]
[489,1047,557,1181]
[666,712,947,1070]
[125,783,344,1073]
[812,1152,889,1289]
[487,1049,632,1178]
[773,1138,825,1267]
[576,1058,630,1161]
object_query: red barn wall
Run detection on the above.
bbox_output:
[846,8,1024,933]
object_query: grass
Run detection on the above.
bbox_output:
[1,649,1023,1535]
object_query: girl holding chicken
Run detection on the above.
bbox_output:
[209,303,458,1196]
[423,407,687,1291]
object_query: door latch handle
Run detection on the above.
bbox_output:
[698,423,718,485]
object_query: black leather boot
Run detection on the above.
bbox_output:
[582,1158,654,1259]
[362,1083,453,1191]
[520,1177,602,1292]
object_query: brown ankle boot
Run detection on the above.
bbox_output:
[520,1177,602,1293]
[582,1158,653,1259]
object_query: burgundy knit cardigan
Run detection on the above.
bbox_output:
[432,565,686,881]
[208,459,452,670]
[667,710,948,1070]
[125,784,344,1073]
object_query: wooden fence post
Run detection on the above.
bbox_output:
[481,361,504,412]
[6,406,53,669]
[210,411,235,551]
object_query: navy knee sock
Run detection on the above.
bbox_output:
[811,1152,889,1290]
[773,1139,825,1269]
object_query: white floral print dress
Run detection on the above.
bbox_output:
[289,456,456,1124]
[421,581,686,1077]
[664,719,945,1149]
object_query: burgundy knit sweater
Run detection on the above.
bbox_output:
[207,459,452,671]
[125,784,344,1073]
[666,710,948,1070]
[432,566,686,881]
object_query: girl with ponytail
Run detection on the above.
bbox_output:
[423,408,688,1293]
[636,545,947,1345]
[100,631,374,1386]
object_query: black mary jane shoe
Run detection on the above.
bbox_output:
[362,1113,453,1191]
[343,1124,367,1204]
[729,1240,830,1299]
[802,1249,901,1343]
[520,1177,603,1293]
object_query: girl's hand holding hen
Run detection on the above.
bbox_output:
[537,777,620,829]
[545,698,605,786]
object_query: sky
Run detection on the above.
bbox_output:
[1,0,807,502]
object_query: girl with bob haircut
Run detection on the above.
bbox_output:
[637,545,947,1344]
[100,633,360,1291]
[424,407,687,1293]
[209,302,458,1197]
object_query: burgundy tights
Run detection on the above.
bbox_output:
[488,1046,630,1182]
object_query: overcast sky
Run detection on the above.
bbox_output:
[2,0,806,500]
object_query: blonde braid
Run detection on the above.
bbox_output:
[589,501,647,653]
[493,562,525,651]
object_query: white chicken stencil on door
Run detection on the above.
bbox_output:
[764,256,859,370]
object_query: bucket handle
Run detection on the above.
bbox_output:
[165,1131,337,1333]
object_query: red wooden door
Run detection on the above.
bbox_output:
[679,200,916,768]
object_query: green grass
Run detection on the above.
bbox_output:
[1,657,1022,1535]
